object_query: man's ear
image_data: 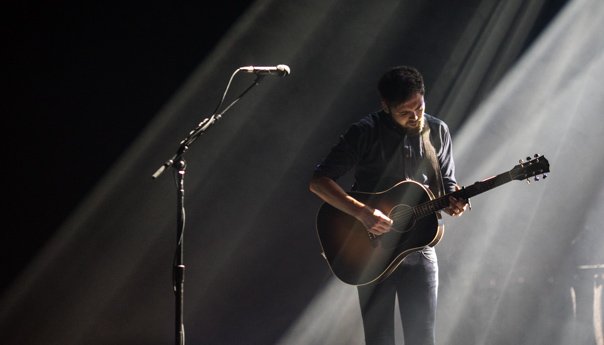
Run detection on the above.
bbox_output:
[380,99,390,113]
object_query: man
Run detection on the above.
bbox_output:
[309,66,469,345]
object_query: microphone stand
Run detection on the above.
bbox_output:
[152,69,266,345]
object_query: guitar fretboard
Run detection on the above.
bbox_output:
[414,172,512,218]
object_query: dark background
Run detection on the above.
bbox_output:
[2,0,568,305]
[5,1,600,345]
[2,1,255,293]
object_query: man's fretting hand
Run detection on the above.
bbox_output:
[444,185,470,217]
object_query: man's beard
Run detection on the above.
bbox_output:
[405,117,425,135]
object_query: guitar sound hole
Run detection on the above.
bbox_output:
[389,204,415,234]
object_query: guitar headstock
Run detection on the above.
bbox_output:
[510,154,550,182]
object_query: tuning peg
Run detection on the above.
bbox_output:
[534,153,539,158]
[526,156,532,161]
[534,176,540,182]
[526,178,531,184]
[542,174,547,179]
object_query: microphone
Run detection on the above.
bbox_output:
[240,64,291,77]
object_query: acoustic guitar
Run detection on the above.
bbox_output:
[315,155,549,286]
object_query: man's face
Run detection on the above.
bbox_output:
[382,92,425,134]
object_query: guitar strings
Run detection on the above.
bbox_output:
[388,200,438,222]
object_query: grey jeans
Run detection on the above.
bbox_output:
[358,248,438,345]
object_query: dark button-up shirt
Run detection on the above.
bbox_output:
[314,111,457,194]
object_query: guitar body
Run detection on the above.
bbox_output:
[316,180,443,286]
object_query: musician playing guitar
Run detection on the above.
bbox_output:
[309,66,469,345]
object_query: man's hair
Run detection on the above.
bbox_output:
[377,66,425,106]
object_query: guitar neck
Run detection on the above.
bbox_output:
[415,171,513,218]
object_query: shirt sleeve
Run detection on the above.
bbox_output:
[437,123,458,193]
[313,123,367,181]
